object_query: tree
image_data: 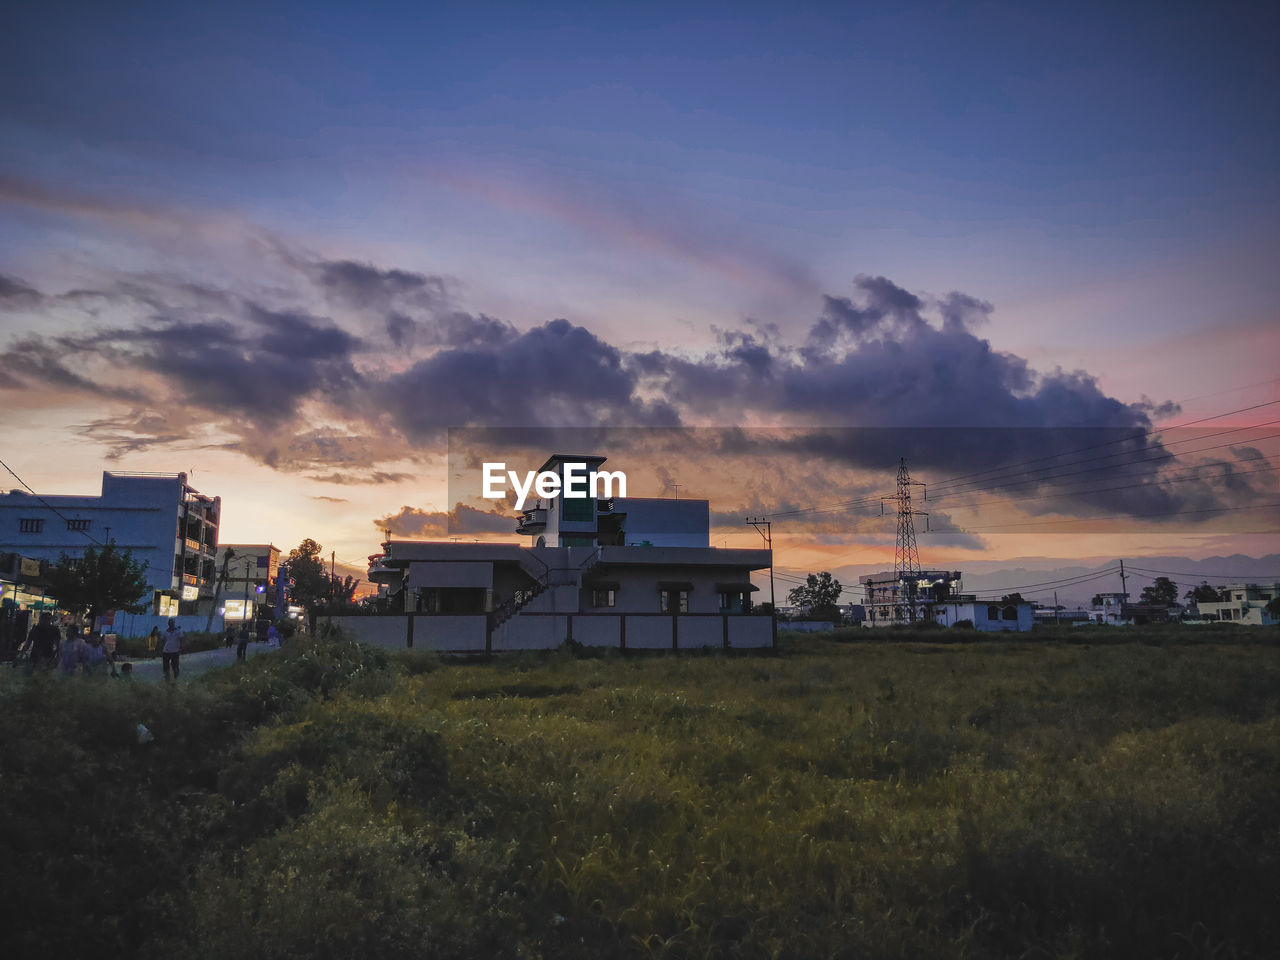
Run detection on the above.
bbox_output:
[1140,576,1178,606]
[1001,593,1026,605]
[286,539,329,620]
[1266,596,1280,619]
[1185,582,1222,604]
[787,572,843,621]
[45,544,150,622]
[325,574,360,614]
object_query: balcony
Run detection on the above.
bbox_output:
[516,507,547,535]
[367,555,399,584]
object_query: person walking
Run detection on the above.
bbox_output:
[161,618,184,681]
[147,626,161,653]
[25,613,61,673]
[59,625,84,677]
[81,633,109,677]
[236,623,251,662]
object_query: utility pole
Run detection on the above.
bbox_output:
[1054,590,1060,625]
[745,518,774,610]
[746,517,776,649]
[205,547,234,633]
[241,556,252,624]
[1119,559,1128,597]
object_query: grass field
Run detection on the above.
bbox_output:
[2,625,1277,959]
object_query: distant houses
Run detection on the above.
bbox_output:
[859,569,1035,632]
[1192,583,1280,626]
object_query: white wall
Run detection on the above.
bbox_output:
[110,612,224,638]
[573,615,621,647]
[413,615,487,651]
[677,617,722,648]
[626,616,673,649]
[728,617,773,648]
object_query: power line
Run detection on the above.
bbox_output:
[1125,564,1280,582]
[956,499,1280,532]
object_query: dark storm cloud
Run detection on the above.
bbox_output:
[938,291,993,333]
[378,318,680,438]
[247,305,361,359]
[312,259,449,310]
[0,274,42,303]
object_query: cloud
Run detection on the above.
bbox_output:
[376,502,515,538]
[375,318,680,438]
[308,470,415,486]
[5,257,1262,532]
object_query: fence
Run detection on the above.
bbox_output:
[325,612,775,654]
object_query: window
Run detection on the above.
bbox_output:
[19,518,44,533]
[591,588,616,608]
[66,518,91,531]
[660,590,689,613]
[719,591,744,613]
[986,605,1000,621]
[562,493,594,522]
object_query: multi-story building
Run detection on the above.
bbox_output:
[1089,592,1130,625]
[1196,583,1280,625]
[217,543,281,623]
[357,453,773,653]
[860,569,964,625]
[0,471,221,617]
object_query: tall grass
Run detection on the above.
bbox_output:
[2,630,1276,958]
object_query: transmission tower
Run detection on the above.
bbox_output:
[882,458,927,621]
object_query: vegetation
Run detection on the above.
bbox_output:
[786,570,843,621]
[44,543,150,621]
[286,538,362,621]
[2,627,1277,959]
[1139,575,1178,606]
[1185,581,1223,604]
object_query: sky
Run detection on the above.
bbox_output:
[1,1,1277,597]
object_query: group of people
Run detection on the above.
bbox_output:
[24,615,186,680]
[23,612,129,678]
[22,615,281,680]
[223,621,282,660]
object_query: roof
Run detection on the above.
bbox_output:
[536,453,609,473]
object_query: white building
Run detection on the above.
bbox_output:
[218,543,282,622]
[1196,583,1280,625]
[348,454,773,653]
[860,569,964,625]
[1089,592,1130,625]
[0,471,221,618]
[930,599,1035,632]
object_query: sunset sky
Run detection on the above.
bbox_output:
[2,2,1277,596]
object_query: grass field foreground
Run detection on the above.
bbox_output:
[1,626,1276,959]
